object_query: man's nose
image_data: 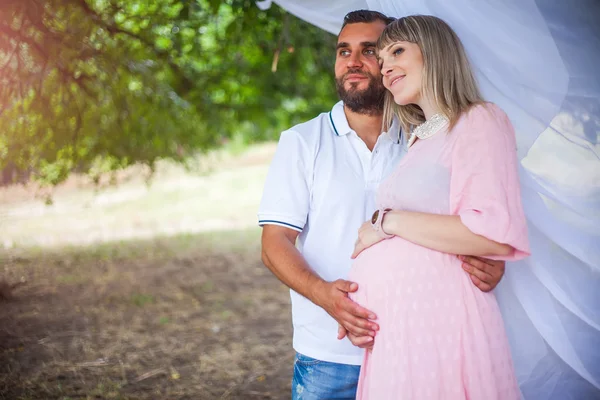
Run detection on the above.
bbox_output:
[347,53,363,69]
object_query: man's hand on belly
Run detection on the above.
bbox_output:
[311,279,379,339]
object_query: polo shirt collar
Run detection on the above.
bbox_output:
[328,101,402,144]
[329,101,352,136]
[385,117,401,144]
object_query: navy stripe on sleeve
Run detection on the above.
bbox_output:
[258,220,303,231]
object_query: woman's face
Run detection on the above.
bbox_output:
[378,41,424,106]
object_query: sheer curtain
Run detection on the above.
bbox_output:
[263,0,600,398]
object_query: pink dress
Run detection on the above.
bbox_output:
[348,104,530,400]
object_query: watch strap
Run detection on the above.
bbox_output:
[372,208,393,239]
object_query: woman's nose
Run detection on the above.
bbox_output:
[382,64,393,76]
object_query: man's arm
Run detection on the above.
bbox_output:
[261,225,379,338]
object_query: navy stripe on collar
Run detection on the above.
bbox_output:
[329,112,340,136]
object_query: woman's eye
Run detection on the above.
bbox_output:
[393,48,404,56]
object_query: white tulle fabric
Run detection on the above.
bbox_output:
[262,0,600,398]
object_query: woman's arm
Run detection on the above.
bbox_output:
[382,210,513,257]
[351,105,529,262]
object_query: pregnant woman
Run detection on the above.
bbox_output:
[347,15,530,399]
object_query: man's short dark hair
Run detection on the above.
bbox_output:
[341,10,395,30]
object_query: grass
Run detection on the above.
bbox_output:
[0,143,295,399]
[130,293,155,307]
[0,143,276,249]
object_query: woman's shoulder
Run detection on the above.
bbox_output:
[446,102,516,157]
[452,102,512,136]
[461,102,509,123]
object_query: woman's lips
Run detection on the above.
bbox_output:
[390,75,405,87]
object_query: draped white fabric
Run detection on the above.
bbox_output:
[265,0,600,398]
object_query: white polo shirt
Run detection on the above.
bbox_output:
[258,101,407,365]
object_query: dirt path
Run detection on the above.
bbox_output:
[0,229,294,399]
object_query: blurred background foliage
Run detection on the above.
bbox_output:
[0,0,337,186]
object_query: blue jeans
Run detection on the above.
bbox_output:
[291,352,361,400]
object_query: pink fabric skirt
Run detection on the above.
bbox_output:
[348,237,520,400]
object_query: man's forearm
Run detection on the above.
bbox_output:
[261,232,326,304]
[262,226,379,338]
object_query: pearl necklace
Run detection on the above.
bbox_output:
[407,113,449,148]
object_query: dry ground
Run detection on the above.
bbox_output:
[0,144,296,399]
[0,230,294,400]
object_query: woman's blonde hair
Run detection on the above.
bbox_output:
[377,15,483,133]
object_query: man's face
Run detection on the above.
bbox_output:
[335,21,387,115]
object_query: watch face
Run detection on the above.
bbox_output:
[371,210,379,225]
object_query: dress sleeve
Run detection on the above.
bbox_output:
[449,104,530,261]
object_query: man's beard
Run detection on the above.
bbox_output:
[335,70,386,115]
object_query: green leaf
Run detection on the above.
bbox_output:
[0,0,337,186]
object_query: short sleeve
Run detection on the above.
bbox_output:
[449,104,530,261]
[257,129,312,232]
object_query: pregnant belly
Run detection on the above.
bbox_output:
[348,237,467,322]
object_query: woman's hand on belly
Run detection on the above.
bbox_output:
[351,221,387,259]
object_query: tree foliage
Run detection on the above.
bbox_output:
[0,0,337,185]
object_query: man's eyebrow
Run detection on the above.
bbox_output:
[336,41,378,50]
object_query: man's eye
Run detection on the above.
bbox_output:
[364,49,376,56]
[339,50,350,56]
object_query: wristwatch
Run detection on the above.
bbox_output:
[371,208,393,239]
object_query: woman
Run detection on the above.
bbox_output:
[346,15,530,399]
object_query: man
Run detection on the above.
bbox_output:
[258,10,506,399]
